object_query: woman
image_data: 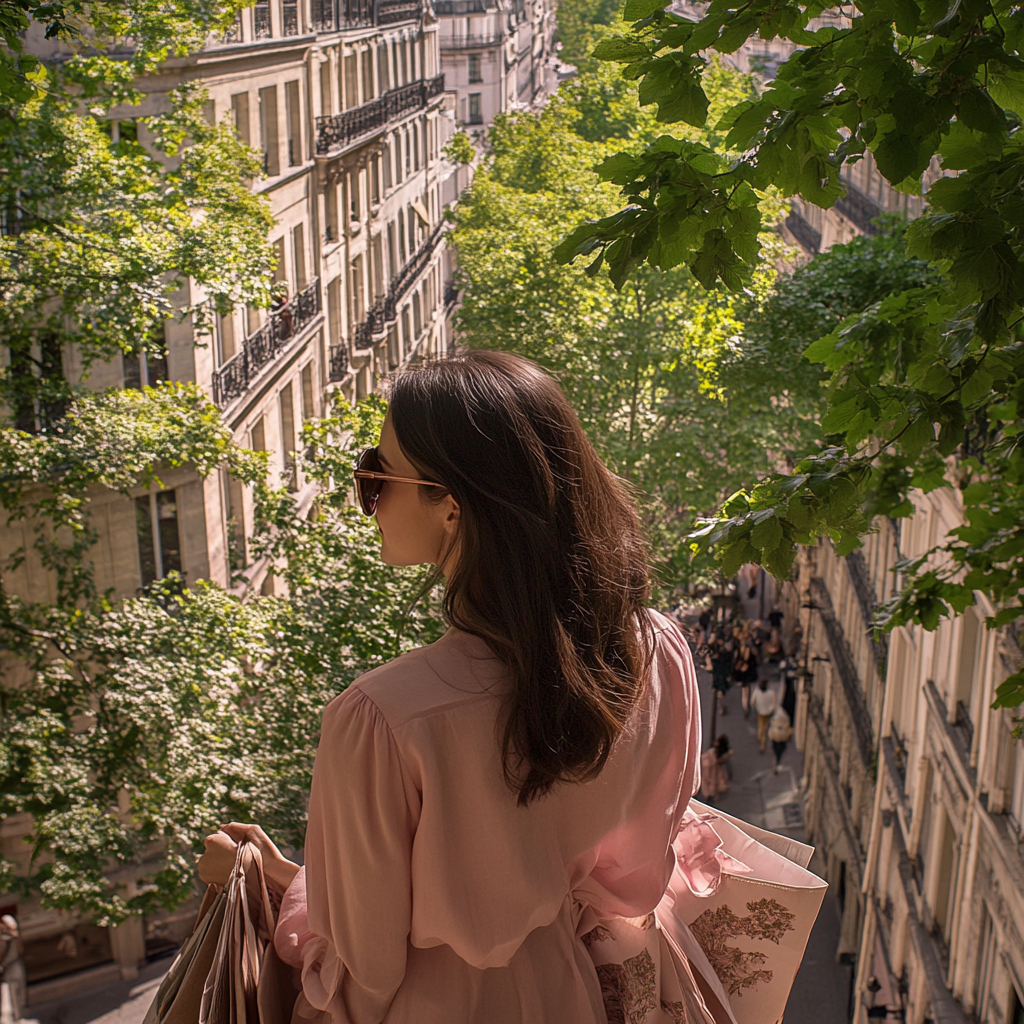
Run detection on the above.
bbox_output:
[731,628,759,719]
[699,734,732,802]
[198,351,728,1024]
[708,632,733,716]
[768,708,794,774]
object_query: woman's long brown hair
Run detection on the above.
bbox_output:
[389,350,653,805]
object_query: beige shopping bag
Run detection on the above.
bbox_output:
[144,842,300,1024]
[656,801,827,1024]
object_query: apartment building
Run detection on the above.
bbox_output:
[438,0,557,131]
[782,495,1024,1024]
[3,0,459,1001]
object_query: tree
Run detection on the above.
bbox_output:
[450,62,809,588]
[558,0,1024,713]
[0,387,442,923]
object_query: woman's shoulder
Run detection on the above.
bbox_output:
[338,630,508,729]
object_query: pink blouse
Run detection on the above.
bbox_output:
[275,611,710,1024]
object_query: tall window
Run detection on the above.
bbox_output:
[136,489,182,587]
[370,155,380,205]
[301,363,315,420]
[344,54,359,108]
[259,86,280,176]
[282,0,299,35]
[378,42,390,91]
[253,0,271,38]
[292,224,307,290]
[361,49,374,101]
[285,80,302,166]
[320,61,334,117]
[280,382,297,491]
[468,53,482,83]
[230,92,250,145]
[325,181,339,242]
[468,92,482,124]
[383,142,392,190]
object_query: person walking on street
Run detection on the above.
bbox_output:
[751,677,777,753]
[768,708,793,772]
[733,629,759,719]
[709,632,734,716]
[700,734,733,803]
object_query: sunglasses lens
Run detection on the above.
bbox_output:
[355,448,383,516]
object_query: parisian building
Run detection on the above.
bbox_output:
[3,0,462,1002]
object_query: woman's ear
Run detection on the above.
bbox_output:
[444,496,461,533]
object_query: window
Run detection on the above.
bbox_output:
[372,234,384,299]
[397,210,407,263]
[250,416,266,451]
[383,143,392,190]
[259,86,280,176]
[392,43,400,88]
[407,204,416,251]
[292,224,307,290]
[280,382,297,491]
[230,92,250,145]
[327,276,342,343]
[136,489,182,587]
[348,170,360,221]
[404,129,411,175]
[320,61,334,117]
[361,49,374,101]
[301,363,315,420]
[370,155,380,205]
[325,181,339,242]
[468,53,482,82]
[285,80,302,166]
[412,126,420,170]
[387,221,397,277]
[394,134,403,184]
[217,310,236,364]
[378,42,390,91]
[253,1,271,38]
[272,236,287,291]
[351,255,365,331]
[387,325,400,369]
[412,292,422,336]
[282,0,299,35]
[344,54,359,108]
[468,92,482,125]
[1011,745,1024,831]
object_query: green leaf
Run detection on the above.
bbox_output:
[622,0,671,21]
[591,37,651,62]
[750,514,783,550]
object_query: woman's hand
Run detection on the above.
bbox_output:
[197,823,301,893]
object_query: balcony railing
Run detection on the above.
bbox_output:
[845,549,889,662]
[835,179,882,236]
[379,0,422,23]
[351,221,445,350]
[213,279,322,407]
[440,32,504,48]
[810,576,875,768]
[315,75,445,156]
[283,1,299,34]
[435,0,494,12]
[328,344,350,382]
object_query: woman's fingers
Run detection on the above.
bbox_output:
[197,830,239,886]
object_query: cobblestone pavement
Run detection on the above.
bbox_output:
[695,654,853,1024]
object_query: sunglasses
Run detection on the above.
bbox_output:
[352,446,444,516]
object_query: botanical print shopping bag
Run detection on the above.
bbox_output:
[658,802,827,1024]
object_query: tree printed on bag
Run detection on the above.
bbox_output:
[688,899,796,996]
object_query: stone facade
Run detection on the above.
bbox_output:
[438,0,557,132]
[786,490,1024,1024]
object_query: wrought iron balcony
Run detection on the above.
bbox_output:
[845,549,889,662]
[315,75,446,156]
[328,344,350,382]
[440,32,504,48]
[312,0,335,30]
[810,576,875,768]
[435,0,494,12]
[835,179,882,236]
[379,0,421,23]
[213,279,322,407]
[350,221,445,350]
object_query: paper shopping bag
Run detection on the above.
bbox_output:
[656,801,827,1024]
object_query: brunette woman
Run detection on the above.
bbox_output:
[198,351,727,1024]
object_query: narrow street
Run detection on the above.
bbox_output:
[695,650,853,1024]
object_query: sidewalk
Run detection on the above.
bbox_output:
[696,656,852,1024]
[25,958,169,1024]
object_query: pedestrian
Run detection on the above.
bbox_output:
[709,631,734,716]
[700,734,733,803]
[780,658,797,722]
[732,629,759,718]
[751,677,777,753]
[195,350,728,1024]
[0,915,26,1024]
[768,708,794,773]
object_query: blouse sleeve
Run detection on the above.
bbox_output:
[275,688,421,1024]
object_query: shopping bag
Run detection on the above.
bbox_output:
[656,801,827,1024]
[144,842,300,1024]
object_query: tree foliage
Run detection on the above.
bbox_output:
[0,388,441,923]
[570,0,1024,713]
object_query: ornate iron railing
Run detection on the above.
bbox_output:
[440,32,504,48]
[328,344,350,382]
[443,281,459,309]
[315,75,445,156]
[785,209,821,254]
[350,221,445,351]
[340,0,373,26]
[282,1,299,35]
[254,3,271,38]
[845,549,889,662]
[379,0,421,22]
[810,576,875,767]
[435,0,493,12]
[222,12,242,43]
[213,279,321,407]
[835,179,882,236]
